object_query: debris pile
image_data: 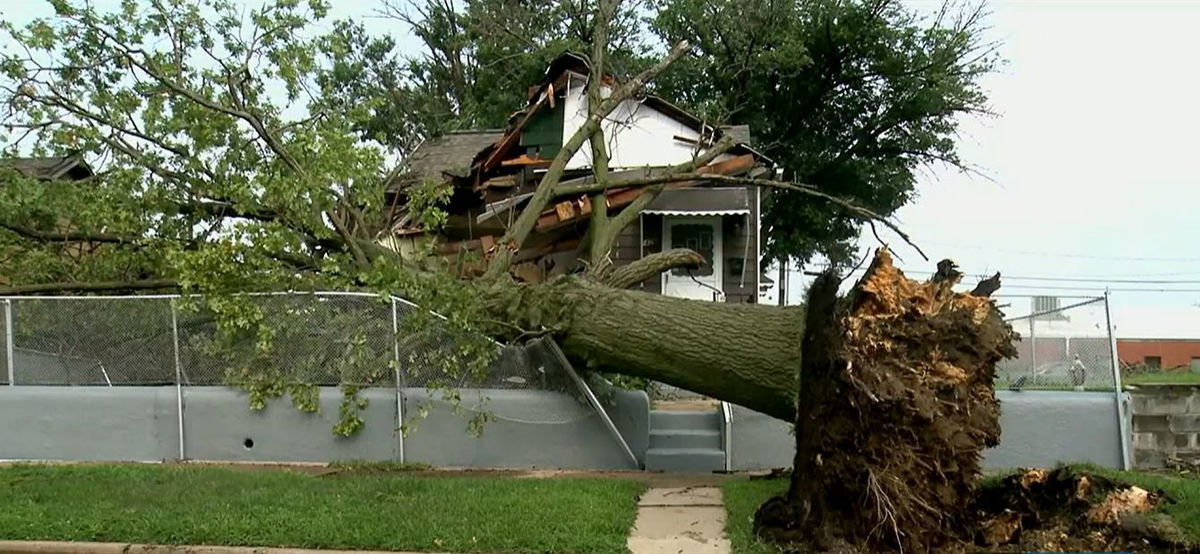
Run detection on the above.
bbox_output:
[975,467,1190,553]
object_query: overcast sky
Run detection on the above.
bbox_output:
[4,0,1198,311]
[785,0,1200,312]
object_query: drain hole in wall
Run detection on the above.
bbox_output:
[243,438,255,449]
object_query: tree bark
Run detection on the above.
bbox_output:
[487,277,803,420]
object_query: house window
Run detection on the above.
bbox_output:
[669,224,714,277]
[1145,356,1162,369]
[1191,357,1200,373]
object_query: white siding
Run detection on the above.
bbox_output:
[560,72,730,170]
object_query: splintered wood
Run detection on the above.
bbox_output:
[756,248,1018,553]
[976,467,1178,553]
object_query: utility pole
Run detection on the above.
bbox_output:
[778,258,787,306]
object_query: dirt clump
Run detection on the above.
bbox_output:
[975,467,1193,553]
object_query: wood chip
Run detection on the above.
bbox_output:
[554,201,575,222]
[1086,486,1153,525]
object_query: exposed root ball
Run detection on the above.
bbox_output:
[754,249,1016,552]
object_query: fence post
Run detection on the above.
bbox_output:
[391,298,405,463]
[1028,310,1037,377]
[4,299,13,386]
[171,300,186,461]
[1104,291,1132,470]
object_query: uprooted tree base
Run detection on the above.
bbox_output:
[754,250,1017,552]
[749,251,1196,553]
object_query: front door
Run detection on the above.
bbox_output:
[661,216,723,301]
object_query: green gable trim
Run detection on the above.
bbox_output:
[520,103,564,159]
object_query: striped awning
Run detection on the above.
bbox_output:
[643,187,749,216]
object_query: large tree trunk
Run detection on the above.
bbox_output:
[487,278,803,420]
[490,250,1015,552]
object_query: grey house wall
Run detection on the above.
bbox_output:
[0,386,648,470]
[727,391,1126,471]
[622,185,761,303]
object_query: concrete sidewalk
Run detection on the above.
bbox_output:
[626,486,731,554]
[0,542,449,554]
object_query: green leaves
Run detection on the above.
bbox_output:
[652,0,998,265]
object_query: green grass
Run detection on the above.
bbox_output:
[722,477,788,554]
[0,464,643,553]
[326,459,434,472]
[1124,372,1200,385]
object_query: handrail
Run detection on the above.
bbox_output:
[721,400,733,472]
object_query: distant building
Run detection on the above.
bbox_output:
[1113,307,1200,371]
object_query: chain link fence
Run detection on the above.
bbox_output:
[995,295,1119,390]
[0,293,639,467]
[0,293,570,394]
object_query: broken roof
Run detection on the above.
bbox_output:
[390,54,766,195]
[394,130,504,190]
[722,125,752,145]
[0,155,93,181]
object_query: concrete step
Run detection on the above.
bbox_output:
[650,410,720,431]
[645,448,726,473]
[649,429,722,450]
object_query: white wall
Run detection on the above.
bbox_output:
[560,72,725,170]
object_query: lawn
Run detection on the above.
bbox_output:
[722,477,788,554]
[0,464,643,554]
[722,466,1200,553]
[1124,372,1200,385]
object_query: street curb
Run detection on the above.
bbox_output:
[0,541,450,554]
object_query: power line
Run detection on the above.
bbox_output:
[970,275,1200,285]
[992,284,1200,293]
[810,264,1200,285]
[916,240,1200,263]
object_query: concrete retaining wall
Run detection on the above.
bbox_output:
[0,386,648,470]
[728,406,794,471]
[1129,384,1200,468]
[725,391,1127,471]
[985,391,1124,469]
[0,387,1126,471]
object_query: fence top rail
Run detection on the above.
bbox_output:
[994,294,1105,301]
[0,291,421,310]
[1003,297,1106,323]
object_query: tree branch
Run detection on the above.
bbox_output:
[560,172,927,261]
[483,39,692,280]
[0,279,179,295]
[584,0,615,269]
[0,223,140,244]
[603,248,704,289]
[554,134,735,197]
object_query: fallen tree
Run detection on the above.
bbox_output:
[0,2,1044,552]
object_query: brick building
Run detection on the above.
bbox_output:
[1113,306,1200,370]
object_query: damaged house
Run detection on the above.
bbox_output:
[387,53,776,303]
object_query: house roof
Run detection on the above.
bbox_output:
[722,125,752,145]
[396,130,504,190]
[0,156,93,181]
